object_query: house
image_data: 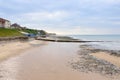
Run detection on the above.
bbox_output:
[11,23,23,30]
[0,18,11,28]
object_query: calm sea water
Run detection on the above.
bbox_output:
[69,35,120,50]
[70,35,120,41]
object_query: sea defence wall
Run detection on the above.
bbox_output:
[35,37,107,43]
[0,36,28,41]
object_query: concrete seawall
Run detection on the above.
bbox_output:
[35,38,108,43]
[0,36,28,41]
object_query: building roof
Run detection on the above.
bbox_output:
[0,18,10,22]
[11,23,21,27]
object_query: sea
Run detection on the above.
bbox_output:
[69,35,120,50]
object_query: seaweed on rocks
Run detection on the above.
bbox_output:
[70,44,120,76]
[80,44,120,57]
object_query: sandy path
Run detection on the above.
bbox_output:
[0,42,117,80]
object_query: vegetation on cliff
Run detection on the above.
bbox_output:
[0,28,47,37]
[21,29,38,35]
[0,28,23,37]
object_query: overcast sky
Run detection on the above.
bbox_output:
[0,0,120,35]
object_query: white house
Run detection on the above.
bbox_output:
[0,18,11,28]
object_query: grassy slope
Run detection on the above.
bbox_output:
[21,29,38,34]
[0,28,23,37]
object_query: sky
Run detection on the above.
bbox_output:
[0,0,120,35]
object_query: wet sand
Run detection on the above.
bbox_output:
[0,40,46,61]
[0,42,117,80]
[91,52,120,67]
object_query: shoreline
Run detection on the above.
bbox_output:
[0,39,120,79]
[35,36,110,43]
[0,42,114,80]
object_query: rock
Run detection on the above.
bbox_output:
[70,44,120,77]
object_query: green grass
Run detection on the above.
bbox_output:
[21,29,38,34]
[0,28,23,37]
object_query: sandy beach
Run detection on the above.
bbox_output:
[0,41,119,80]
[1,0,120,79]
[0,39,47,61]
[91,52,120,68]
